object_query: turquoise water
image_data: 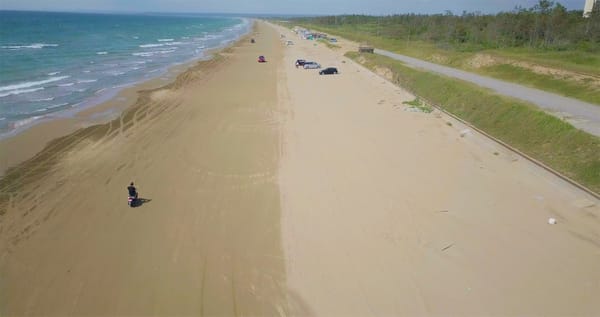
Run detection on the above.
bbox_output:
[0,11,250,136]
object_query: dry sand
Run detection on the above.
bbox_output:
[0,21,599,316]
[274,24,600,316]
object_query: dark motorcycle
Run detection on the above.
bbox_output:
[127,195,137,207]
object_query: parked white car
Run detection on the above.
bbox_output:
[303,62,321,69]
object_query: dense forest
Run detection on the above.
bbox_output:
[293,0,600,51]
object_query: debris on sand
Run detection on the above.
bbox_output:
[403,97,433,113]
[441,243,454,251]
[573,199,596,209]
[460,129,471,137]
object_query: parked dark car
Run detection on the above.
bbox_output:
[319,67,338,75]
[258,55,266,63]
[295,59,306,67]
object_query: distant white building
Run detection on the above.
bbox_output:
[584,0,598,17]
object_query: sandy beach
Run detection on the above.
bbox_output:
[1,20,600,316]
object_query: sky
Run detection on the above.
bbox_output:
[0,0,589,15]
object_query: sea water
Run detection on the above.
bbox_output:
[0,11,251,137]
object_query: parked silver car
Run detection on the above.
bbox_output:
[303,62,321,69]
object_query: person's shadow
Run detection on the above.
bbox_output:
[132,198,152,208]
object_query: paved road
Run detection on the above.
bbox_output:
[376,49,600,137]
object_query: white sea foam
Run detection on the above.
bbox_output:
[0,117,6,121]
[154,49,177,55]
[132,52,154,57]
[0,76,69,92]
[48,103,69,109]
[140,43,164,48]
[96,51,108,55]
[77,79,97,84]
[32,97,55,102]
[59,82,75,87]
[47,71,60,76]
[0,87,45,98]
[132,49,175,57]
[157,39,174,42]
[11,116,43,129]
[2,43,59,49]
[165,42,184,46]
[83,70,91,73]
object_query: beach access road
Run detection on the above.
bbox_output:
[374,48,600,137]
[1,20,599,316]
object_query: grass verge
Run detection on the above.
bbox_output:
[403,98,433,113]
[347,51,600,194]
[299,23,600,105]
[317,39,341,49]
[480,64,600,105]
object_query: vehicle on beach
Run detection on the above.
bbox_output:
[295,59,306,67]
[128,195,137,207]
[303,62,321,69]
[319,67,338,75]
[258,55,266,63]
[127,182,139,207]
[250,38,255,43]
[286,40,294,45]
[329,38,337,43]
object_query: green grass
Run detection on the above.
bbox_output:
[347,51,600,193]
[490,48,600,77]
[403,97,433,113]
[480,64,600,105]
[299,23,600,105]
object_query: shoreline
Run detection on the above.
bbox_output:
[0,21,254,177]
[2,20,288,315]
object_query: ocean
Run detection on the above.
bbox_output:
[0,11,251,137]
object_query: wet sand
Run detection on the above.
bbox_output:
[1,20,599,316]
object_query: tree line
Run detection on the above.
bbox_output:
[292,0,600,51]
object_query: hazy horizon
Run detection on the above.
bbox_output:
[0,0,588,16]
